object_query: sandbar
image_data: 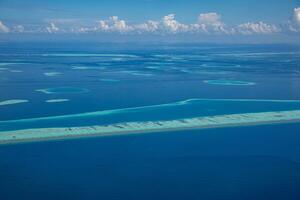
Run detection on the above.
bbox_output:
[0,110,299,144]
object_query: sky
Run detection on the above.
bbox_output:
[0,0,300,43]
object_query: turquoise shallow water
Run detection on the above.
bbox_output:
[1,98,300,131]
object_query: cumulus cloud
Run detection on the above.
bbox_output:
[109,16,131,32]
[162,14,188,33]
[191,12,232,34]
[0,12,287,36]
[97,16,132,32]
[198,12,221,24]
[95,14,187,33]
[0,21,10,33]
[98,20,110,31]
[93,13,228,34]
[237,22,280,35]
[293,7,300,24]
[46,23,59,33]
[288,7,300,32]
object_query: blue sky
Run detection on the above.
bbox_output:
[0,0,300,42]
[0,0,298,23]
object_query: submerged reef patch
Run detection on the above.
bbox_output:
[0,68,9,70]
[119,71,153,76]
[44,72,63,77]
[0,63,26,66]
[0,99,28,106]
[71,66,103,70]
[45,99,70,103]
[9,70,23,73]
[204,80,255,86]
[99,79,120,82]
[42,53,138,58]
[195,70,230,75]
[36,87,89,94]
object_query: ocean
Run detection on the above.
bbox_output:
[0,42,300,199]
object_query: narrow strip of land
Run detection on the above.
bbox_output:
[1,110,300,145]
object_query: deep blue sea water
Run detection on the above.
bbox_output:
[0,43,300,199]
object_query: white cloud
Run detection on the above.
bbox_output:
[96,14,187,33]
[161,14,188,33]
[237,22,280,35]
[2,12,292,36]
[45,15,281,35]
[288,7,300,32]
[109,16,130,32]
[191,12,232,34]
[97,16,132,32]
[0,21,9,33]
[198,12,221,24]
[46,23,59,33]
[98,20,109,31]
[293,7,300,24]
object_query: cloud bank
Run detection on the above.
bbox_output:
[1,8,299,36]
[84,13,280,35]
[237,22,280,35]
